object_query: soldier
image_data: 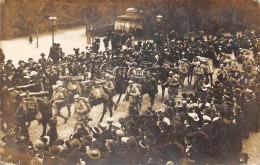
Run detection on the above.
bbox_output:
[162,71,179,101]
[50,85,68,124]
[103,74,115,98]
[204,61,214,86]
[73,94,91,132]
[179,59,189,90]
[124,80,141,115]
[217,64,229,82]
[193,62,205,90]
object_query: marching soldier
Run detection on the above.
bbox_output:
[179,59,189,90]
[50,85,68,124]
[204,61,214,86]
[193,62,205,90]
[162,71,179,101]
[99,74,115,122]
[73,94,91,132]
[124,80,141,115]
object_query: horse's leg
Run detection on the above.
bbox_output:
[99,103,107,122]
[117,93,122,104]
[108,101,113,117]
[149,93,155,109]
[41,121,47,138]
[111,99,117,110]
[67,104,71,117]
[19,121,29,138]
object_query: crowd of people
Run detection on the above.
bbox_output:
[0,30,259,164]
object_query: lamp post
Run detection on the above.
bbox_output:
[156,15,164,45]
[49,17,57,46]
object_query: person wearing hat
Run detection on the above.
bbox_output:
[193,61,205,90]
[99,73,115,122]
[119,138,141,164]
[16,60,26,78]
[217,64,229,82]
[162,71,179,101]
[45,145,66,164]
[38,53,47,66]
[73,94,91,132]
[204,60,214,86]
[124,80,141,114]
[103,141,121,164]
[4,59,15,76]
[50,85,68,124]
[179,60,189,90]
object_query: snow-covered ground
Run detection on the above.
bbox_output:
[0,26,110,67]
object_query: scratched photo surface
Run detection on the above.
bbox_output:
[0,0,260,164]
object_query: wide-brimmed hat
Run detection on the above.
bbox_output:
[29,71,38,77]
[28,149,44,159]
[188,113,199,121]
[139,140,147,149]
[80,135,92,145]
[33,139,45,150]
[49,145,61,157]
[127,139,138,150]
[70,139,82,150]
[53,85,59,91]
[92,127,102,135]
[87,148,101,160]
[73,94,80,99]
[116,130,125,137]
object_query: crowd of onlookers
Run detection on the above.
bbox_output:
[0,31,259,164]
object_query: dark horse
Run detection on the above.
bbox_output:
[1,86,52,138]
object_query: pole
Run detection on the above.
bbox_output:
[52,19,54,46]
[36,29,38,48]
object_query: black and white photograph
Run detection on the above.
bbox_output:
[0,0,260,164]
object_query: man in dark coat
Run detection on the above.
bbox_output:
[119,138,142,164]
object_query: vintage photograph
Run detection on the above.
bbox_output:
[0,0,260,164]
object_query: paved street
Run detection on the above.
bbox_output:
[0,27,259,164]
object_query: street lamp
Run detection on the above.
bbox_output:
[49,17,57,46]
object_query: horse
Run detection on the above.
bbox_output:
[1,86,52,138]
[80,81,115,122]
